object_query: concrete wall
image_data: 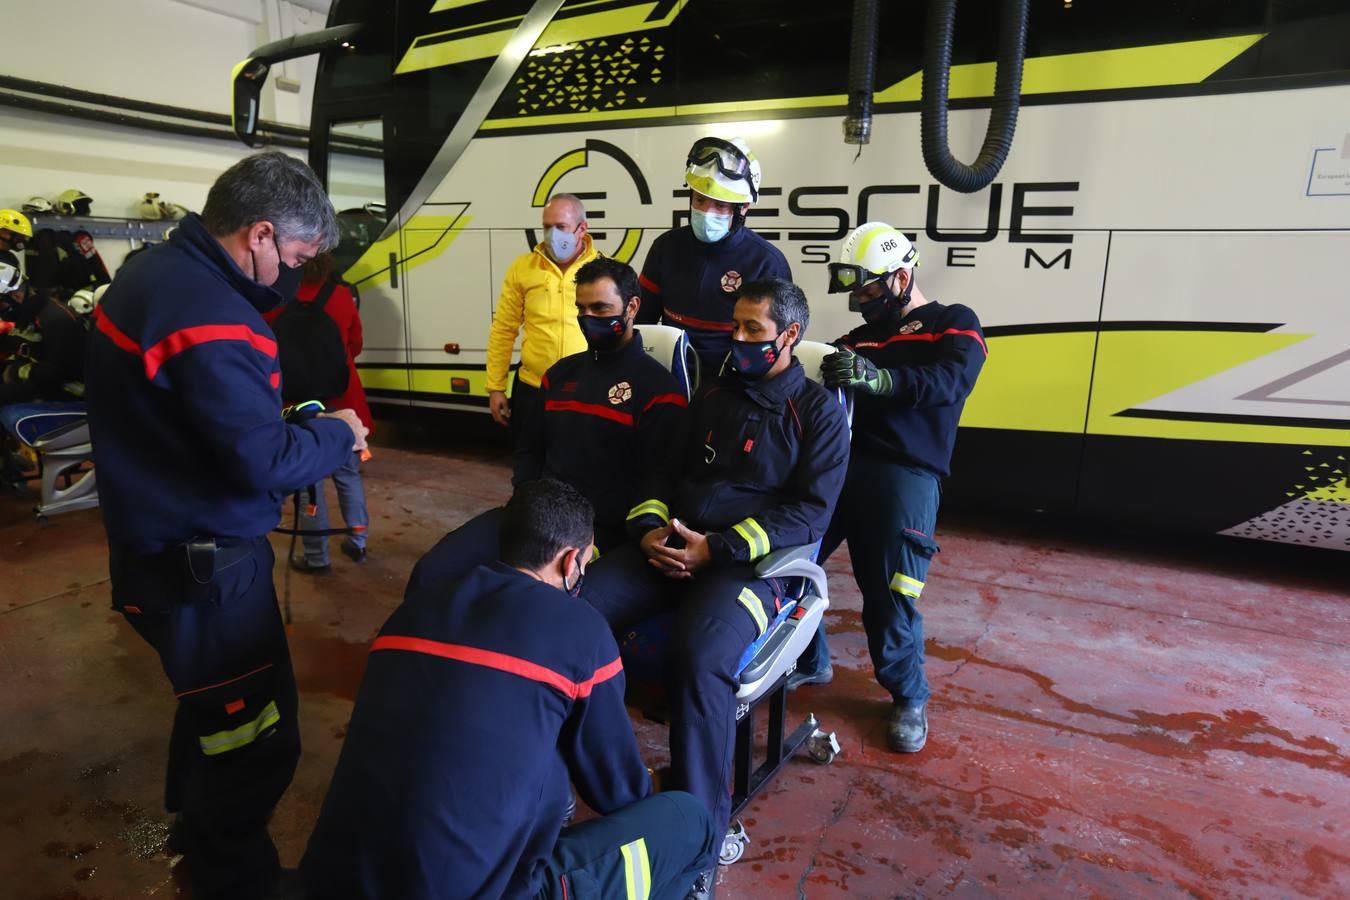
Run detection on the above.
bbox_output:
[1,0,334,271]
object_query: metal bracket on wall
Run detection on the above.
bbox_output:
[28,215,177,243]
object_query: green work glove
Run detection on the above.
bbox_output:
[821,347,893,395]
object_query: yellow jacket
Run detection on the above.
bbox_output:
[486,236,599,392]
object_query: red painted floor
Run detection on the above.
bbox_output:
[1,427,1347,898]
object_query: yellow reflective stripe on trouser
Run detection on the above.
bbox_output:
[626,498,670,524]
[198,701,280,756]
[890,572,925,599]
[731,517,771,560]
[619,837,651,900]
[737,587,769,636]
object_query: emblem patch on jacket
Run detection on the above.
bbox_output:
[720,271,742,293]
[607,381,632,405]
[898,320,924,334]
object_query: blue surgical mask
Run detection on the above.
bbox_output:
[544,226,579,262]
[691,208,733,243]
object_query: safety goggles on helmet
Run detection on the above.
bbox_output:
[827,262,883,294]
[685,137,759,202]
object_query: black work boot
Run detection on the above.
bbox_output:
[686,868,716,900]
[786,663,833,691]
[888,701,928,753]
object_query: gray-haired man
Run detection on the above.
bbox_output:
[87,151,367,899]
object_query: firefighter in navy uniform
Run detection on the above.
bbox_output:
[85,153,366,899]
[794,222,987,755]
[408,257,688,594]
[637,137,791,376]
[302,480,717,900]
[583,279,850,877]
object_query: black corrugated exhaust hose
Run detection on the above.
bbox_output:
[843,0,880,145]
[921,0,1029,193]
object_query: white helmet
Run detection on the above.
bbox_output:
[68,288,97,315]
[827,221,919,294]
[0,249,23,294]
[685,136,761,204]
[21,196,53,214]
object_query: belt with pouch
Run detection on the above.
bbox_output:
[183,537,257,585]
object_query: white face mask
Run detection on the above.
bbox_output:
[544,226,579,262]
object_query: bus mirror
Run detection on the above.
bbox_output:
[232,58,270,147]
[230,23,366,147]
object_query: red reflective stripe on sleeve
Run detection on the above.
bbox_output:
[142,324,280,380]
[270,371,281,389]
[93,307,142,355]
[577,656,624,696]
[642,392,688,412]
[638,273,661,295]
[371,635,623,700]
[224,699,245,715]
[663,308,735,332]
[854,328,988,356]
[545,399,634,426]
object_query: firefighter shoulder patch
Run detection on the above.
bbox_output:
[720,270,742,293]
[607,381,632,405]
[898,319,924,335]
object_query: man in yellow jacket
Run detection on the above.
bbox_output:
[486,194,599,432]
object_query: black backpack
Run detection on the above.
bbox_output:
[271,281,350,403]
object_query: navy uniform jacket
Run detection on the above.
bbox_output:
[515,330,688,548]
[838,301,987,478]
[627,360,850,566]
[86,214,353,554]
[301,563,651,900]
[636,225,791,369]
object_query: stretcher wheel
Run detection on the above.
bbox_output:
[807,728,841,765]
[718,820,749,866]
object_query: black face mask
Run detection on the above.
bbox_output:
[272,260,304,304]
[729,335,784,381]
[858,273,908,327]
[563,557,586,597]
[579,312,628,352]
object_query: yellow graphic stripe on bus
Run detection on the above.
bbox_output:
[1087,330,1347,448]
[398,0,688,75]
[533,149,589,206]
[959,332,1096,434]
[481,33,1262,131]
[343,215,472,286]
[430,0,493,11]
[612,227,642,264]
[357,366,505,399]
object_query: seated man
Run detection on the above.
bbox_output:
[582,278,850,863]
[408,257,687,594]
[0,249,87,406]
[302,479,716,899]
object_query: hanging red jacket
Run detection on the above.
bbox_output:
[265,279,373,433]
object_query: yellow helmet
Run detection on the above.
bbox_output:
[0,209,33,239]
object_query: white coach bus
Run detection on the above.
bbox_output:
[233,0,1350,550]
